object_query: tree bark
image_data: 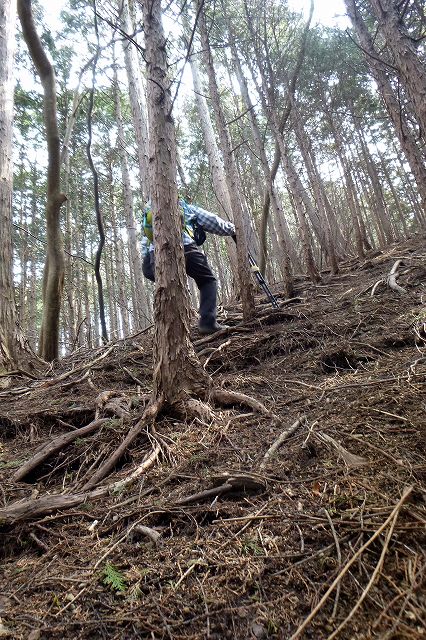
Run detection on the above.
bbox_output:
[142,0,210,404]
[344,0,426,220]
[18,0,67,362]
[113,60,146,329]
[0,0,20,371]
[368,0,426,138]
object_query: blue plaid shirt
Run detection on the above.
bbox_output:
[141,200,235,256]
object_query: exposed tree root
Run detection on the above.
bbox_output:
[387,259,407,294]
[81,396,164,491]
[0,444,161,525]
[173,397,215,423]
[0,487,110,525]
[210,387,279,422]
[13,417,110,482]
[372,259,407,296]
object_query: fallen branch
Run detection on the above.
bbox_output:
[315,431,368,468]
[132,524,162,545]
[260,416,306,469]
[175,483,233,506]
[13,418,110,482]
[289,485,413,640]
[175,473,265,506]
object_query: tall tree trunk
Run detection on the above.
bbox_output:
[283,162,321,283]
[108,159,130,337]
[344,0,426,219]
[113,61,146,329]
[0,0,21,371]
[120,0,150,199]
[368,0,426,137]
[326,111,365,258]
[142,0,210,403]
[354,122,395,245]
[186,30,239,291]
[229,37,295,295]
[105,249,118,339]
[198,5,255,320]
[86,5,108,343]
[18,0,67,361]
[289,109,340,273]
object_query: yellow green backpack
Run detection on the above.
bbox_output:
[142,201,206,245]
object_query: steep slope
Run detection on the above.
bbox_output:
[1,235,425,639]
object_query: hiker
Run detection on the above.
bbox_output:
[142,199,236,335]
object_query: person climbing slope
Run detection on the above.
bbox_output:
[142,198,236,334]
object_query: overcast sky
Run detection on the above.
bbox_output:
[288,0,349,28]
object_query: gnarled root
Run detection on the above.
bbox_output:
[172,397,215,423]
[210,388,279,423]
[13,417,110,483]
[81,396,164,491]
[0,445,161,525]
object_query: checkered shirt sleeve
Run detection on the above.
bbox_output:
[186,204,235,236]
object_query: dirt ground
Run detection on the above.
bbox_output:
[1,235,425,639]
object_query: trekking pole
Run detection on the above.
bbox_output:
[231,235,279,308]
[248,251,280,308]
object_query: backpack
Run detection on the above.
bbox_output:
[142,201,206,246]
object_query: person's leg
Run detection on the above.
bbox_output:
[184,245,228,333]
[142,251,155,282]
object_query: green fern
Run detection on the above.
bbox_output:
[102,562,127,593]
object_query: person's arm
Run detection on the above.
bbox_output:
[187,203,235,237]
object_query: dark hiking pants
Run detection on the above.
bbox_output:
[142,244,218,328]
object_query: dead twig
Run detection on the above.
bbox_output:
[289,485,413,640]
[260,416,306,469]
[324,508,342,620]
[315,431,368,468]
[203,339,231,369]
[326,490,406,640]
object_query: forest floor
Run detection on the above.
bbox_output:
[1,235,426,640]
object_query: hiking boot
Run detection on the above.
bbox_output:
[198,322,230,335]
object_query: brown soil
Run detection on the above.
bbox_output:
[1,235,425,639]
